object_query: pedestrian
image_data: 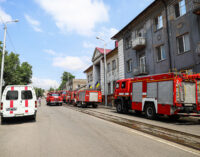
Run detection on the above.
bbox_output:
[38,97,42,107]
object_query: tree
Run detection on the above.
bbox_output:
[35,87,45,98]
[0,41,32,88]
[49,87,55,92]
[58,71,75,90]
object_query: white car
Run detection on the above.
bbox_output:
[1,85,37,124]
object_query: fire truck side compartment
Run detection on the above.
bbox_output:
[132,82,142,102]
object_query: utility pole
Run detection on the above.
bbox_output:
[96,37,107,106]
[0,19,19,102]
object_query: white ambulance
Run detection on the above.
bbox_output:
[0,85,37,124]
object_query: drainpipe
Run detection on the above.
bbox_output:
[161,0,173,71]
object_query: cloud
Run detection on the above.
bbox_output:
[0,7,12,23]
[0,0,6,2]
[53,56,90,71]
[83,41,95,49]
[35,0,109,36]
[97,27,118,42]
[24,14,42,32]
[31,77,59,90]
[44,49,56,55]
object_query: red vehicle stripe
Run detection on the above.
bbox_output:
[25,100,28,107]
[25,86,28,107]
[25,110,28,113]
[11,86,14,91]
[10,100,13,114]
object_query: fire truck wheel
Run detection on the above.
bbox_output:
[144,104,156,119]
[116,103,123,113]
[168,115,180,121]
[92,104,98,108]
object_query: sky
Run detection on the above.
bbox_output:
[0,0,154,89]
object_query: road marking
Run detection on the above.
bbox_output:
[129,129,200,156]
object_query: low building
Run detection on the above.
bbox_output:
[84,44,119,106]
[66,79,87,91]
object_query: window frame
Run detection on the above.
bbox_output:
[177,33,190,54]
[112,59,116,70]
[174,0,186,18]
[21,90,33,100]
[156,45,166,62]
[6,90,18,100]
[127,59,132,73]
[155,14,163,31]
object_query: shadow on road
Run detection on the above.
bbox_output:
[1,117,36,125]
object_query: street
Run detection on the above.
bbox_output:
[0,99,199,157]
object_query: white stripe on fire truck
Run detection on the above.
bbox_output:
[142,92,147,95]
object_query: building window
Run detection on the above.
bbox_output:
[155,15,163,30]
[156,45,166,61]
[174,0,186,18]
[127,59,132,73]
[139,55,146,73]
[107,63,111,72]
[136,28,143,37]
[112,60,116,70]
[88,75,90,83]
[108,82,111,94]
[90,74,93,81]
[125,36,132,49]
[177,34,190,54]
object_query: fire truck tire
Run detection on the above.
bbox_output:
[92,104,98,108]
[81,102,87,108]
[116,103,123,113]
[144,103,156,119]
[168,115,180,121]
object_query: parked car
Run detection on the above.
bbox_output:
[46,92,63,106]
[0,85,37,124]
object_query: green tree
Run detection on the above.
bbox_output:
[35,87,45,98]
[58,71,75,90]
[0,41,32,88]
[49,87,55,92]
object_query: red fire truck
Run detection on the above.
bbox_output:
[75,90,102,108]
[69,91,77,105]
[46,92,63,106]
[114,73,200,119]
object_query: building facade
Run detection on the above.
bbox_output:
[66,79,87,91]
[84,46,119,105]
[112,0,200,78]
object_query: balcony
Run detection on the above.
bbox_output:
[193,0,200,15]
[132,37,146,50]
[133,66,148,76]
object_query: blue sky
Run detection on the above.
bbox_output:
[0,0,153,89]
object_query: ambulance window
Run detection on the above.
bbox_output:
[121,82,126,88]
[6,91,18,100]
[21,90,33,100]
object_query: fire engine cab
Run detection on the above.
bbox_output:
[114,73,200,119]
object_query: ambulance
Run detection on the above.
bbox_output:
[0,85,37,124]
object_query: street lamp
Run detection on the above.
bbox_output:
[96,36,107,106]
[0,19,19,102]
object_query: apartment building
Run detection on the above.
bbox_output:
[112,0,200,78]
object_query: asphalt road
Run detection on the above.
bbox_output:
[0,100,199,157]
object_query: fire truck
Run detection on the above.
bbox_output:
[114,73,200,119]
[69,91,77,105]
[75,90,102,108]
[46,92,63,106]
